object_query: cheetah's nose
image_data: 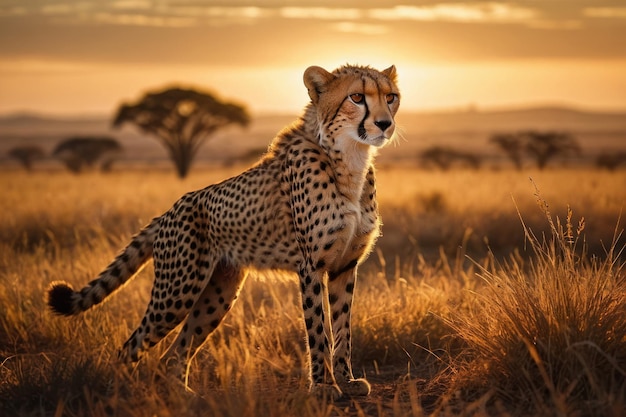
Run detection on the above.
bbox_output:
[374,120,392,132]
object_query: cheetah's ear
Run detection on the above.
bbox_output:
[304,66,336,104]
[382,65,397,84]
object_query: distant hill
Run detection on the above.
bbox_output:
[1,107,625,167]
[396,106,626,133]
[0,112,107,124]
[3,106,625,137]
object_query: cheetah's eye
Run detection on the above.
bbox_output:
[386,93,397,104]
[349,93,364,104]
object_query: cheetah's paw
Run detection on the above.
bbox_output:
[338,378,371,397]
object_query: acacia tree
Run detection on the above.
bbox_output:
[522,131,581,170]
[113,87,250,178]
[490,131,581,170]
[420,146,481,171]
[8,145,45,171]
[596,151,626,171]
[53,137,122,173]
[490,133,524,170]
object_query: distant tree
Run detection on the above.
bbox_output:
[53,137,122,173]
[8,145,45,171]
[522,131,580,170]
[596,151,626,171]
[113,87,250,178]
[420,146,481,170]
[490,133,524,170]
[420,147,454,171]
[461,152,482,170]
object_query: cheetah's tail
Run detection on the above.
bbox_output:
[47,216,161,316]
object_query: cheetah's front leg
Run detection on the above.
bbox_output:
[298,263,342,399]
[328,265,371,396]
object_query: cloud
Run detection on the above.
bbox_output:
[0,6,27,17]
[370,3,537,24]
[163,6,268,20]
[0,59,94,74]
[332,21,389,35]
[91,12,197,28]
[40,4,76,15]
[39,2,96,15]
[584,7,626,19]
[2,0,624,68]
[111,0,153,10]
[7,2,542,26]
[4,2,593,34]
[525,19,582,30]
[279,7,362,20]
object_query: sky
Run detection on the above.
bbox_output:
[1,0,625,116]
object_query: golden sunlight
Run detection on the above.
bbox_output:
[0,1,625,115]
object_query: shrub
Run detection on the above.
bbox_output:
[444,194,626,416]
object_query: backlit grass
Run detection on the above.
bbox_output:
[0,167,624,416]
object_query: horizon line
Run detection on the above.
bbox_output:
[3,102,626,121]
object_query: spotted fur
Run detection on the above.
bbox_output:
[47,64,400,398]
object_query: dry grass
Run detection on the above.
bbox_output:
[440,198,626,416]
[375,168,625,273]
[0,167,625,416]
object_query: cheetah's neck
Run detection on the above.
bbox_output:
[301,104,376,204]
[325,134,376,205]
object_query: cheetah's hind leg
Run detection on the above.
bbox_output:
[161,260,248,380]
[120,245,219,366]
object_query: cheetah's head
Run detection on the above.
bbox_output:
[304,64,400,149]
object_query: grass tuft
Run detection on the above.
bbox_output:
[444,188,626,416]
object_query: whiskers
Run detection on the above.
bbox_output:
[387,124,407,148]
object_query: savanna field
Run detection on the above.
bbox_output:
[1,166,625,416]
[2,1,626,416]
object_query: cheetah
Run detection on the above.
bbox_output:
[47,64,400,398]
